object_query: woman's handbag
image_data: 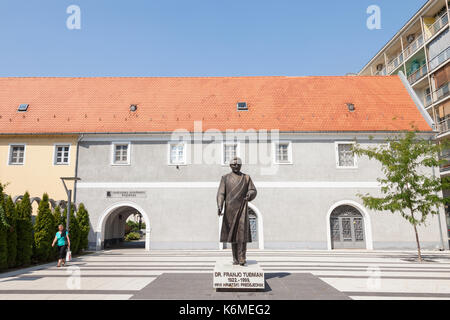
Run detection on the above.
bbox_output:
[66,249,72,262]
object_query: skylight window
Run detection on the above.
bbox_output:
[18,104,29,112]
[237,102,248,111]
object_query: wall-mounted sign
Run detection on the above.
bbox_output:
[106,191,147,199]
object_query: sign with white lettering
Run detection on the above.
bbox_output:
[106,191,147,198]
[213,260,265,290]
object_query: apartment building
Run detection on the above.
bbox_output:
[359,0,450,245]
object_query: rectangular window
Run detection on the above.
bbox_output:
[54,145,70,165]
[112,143,130,165]
[274,141,292,164]
[223,142,239,165]
[9,145,25,165]
[169,142,186,165]
[336,142,357,168]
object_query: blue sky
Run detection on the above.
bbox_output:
[0,0,427,77]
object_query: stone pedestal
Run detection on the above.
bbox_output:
[213,260,265,291]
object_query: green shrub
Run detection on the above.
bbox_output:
[77,203,90,251]
[5,196,18,268]
[126,220,146,233]
[0,205,8,270]
[33,194,55,262]
[53,206,64,227]
[125,232,141,241]
[64,207,80,254]
[16,192,33,267]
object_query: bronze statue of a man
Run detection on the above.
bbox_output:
[217,157,257,266]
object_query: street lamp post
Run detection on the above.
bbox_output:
[60,177,81,231]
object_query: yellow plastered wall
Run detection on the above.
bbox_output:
[0,135,78,212]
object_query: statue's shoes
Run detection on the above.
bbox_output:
[232,261,239,265]
[239,262,247,266]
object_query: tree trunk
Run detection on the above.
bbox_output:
[413,223,422,262]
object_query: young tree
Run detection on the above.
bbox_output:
[5,196,18,268]
[77,203,90,252]
[16,192,33,266]
[33,194,55,262]
[353,130,450,261]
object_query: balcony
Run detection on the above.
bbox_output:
[424,11,449,41]
[387,52,404,74]
[404,35,425,60]
[424,82,450,107]
[438,117,450,134]
[429,46,450,71]
[374,67,387,76]
[408,63,428,84]
[440,149,450,173]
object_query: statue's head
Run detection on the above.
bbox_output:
[229,157,242,174]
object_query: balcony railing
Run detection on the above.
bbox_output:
[424,82,450,107]
[429,46,450,71]
[403,34,424,61]
[387,52,404,74]
[438,117,450,134]
[424,11,449,40]
[440,149,450,173]
[408,64,428,84]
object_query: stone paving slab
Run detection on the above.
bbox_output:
[130,272,351,300]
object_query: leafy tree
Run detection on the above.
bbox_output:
[16,192,33,266]
[77,203,90,252]
[33,194,55,262]
[353,130,450,261]
[5,196,18,268]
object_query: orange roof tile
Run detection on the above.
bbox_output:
[0,76,432,134]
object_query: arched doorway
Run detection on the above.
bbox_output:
[97,202,150,251]
[219,203,264,250]
[329,205,366,249]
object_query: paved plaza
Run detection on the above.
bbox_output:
[0,246,449,300]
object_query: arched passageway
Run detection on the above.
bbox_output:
[97,202,150,250]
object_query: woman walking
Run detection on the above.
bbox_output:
[52,224,71,267]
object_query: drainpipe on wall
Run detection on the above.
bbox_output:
[73,134,84,204]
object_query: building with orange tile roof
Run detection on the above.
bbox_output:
[0,74,447,251]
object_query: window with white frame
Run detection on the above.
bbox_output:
[54,145,70,165]
[223,142,239,165]
[274,141,292,164]
[9,145,25,165]
[169,142,186,165]
[336,142,356,168]
[112,143,130,165]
